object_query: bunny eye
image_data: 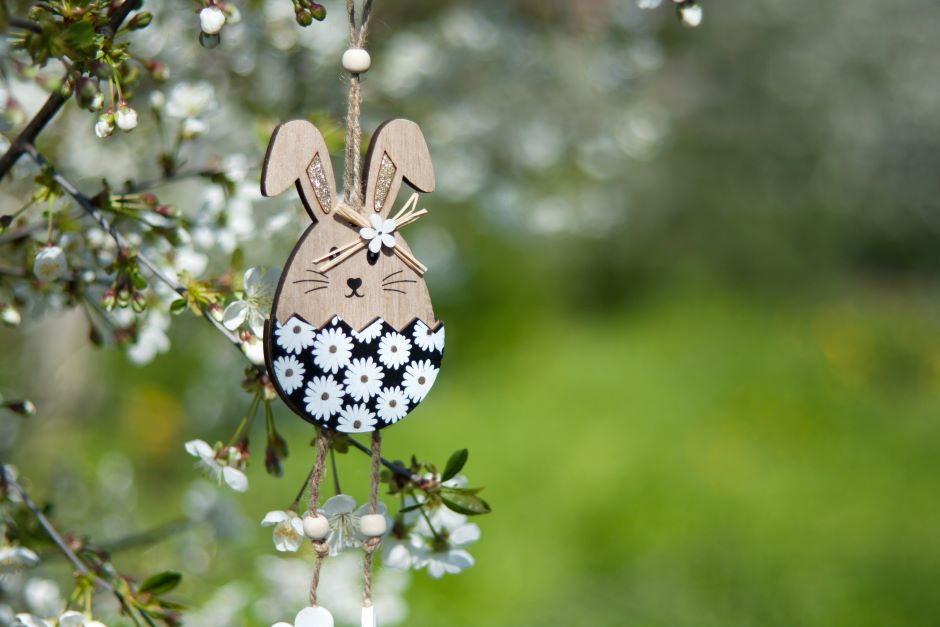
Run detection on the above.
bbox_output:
[328,246,339,261]
[367,250,379,266]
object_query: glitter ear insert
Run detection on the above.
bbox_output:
[265,316,444,432]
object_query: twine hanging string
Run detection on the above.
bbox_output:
[343,0,375,208]
[362,430,382,608]
[308,428,332,608]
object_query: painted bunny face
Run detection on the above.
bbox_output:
[260,119,444,432]
[261,119,438,331]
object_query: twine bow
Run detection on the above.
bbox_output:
[312,192,428,275]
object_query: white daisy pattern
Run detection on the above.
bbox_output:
[337,403,378,433]
[413,320,445,353]
[273,355,305,394]
[376,386,409,424]
[303,375,345,422]
[313,326,353,374]
[344,357,385,401]
[403,359,438,403]
[274,316,316,354]
[266,316,443,431]
[353,318,384,343]
[378,332,412,369]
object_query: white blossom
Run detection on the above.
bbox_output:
[57,611,107,627]
[223,266,279,338]
[94,113,114,138]
[410,506,480,579]
[318,494,389,556]
[199,7,226,35]
[0,545,39,572]
[260,510,305,552]
[184,439,248,492]
[32,246,67,282]
[115,104,138,131]
[165,82,216,120]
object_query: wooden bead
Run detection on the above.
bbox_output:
[359,513,387,537]
[342,48,371,74]
[303,513,330,540]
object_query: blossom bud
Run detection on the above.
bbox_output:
[89,93,105,112]
[117,287,131,307]
[101,288,117,310]
[2,98,25,127]
[139,192,158,207]
[0,214,12,229]
[95,111,115,138]
[147,60,170,82]
[127,12,153,30]
[310,3,326,20]
[76,77,101,109]
[0,304,21,327]
[678,1,702,27]
[264,445,283,477]
[116,103,139,131]
[295,9,313,26]
[3,400,36,416]
[209,303,224,322]
[199,6,226,35]
[131,291,148,313]
[33,246,68,282]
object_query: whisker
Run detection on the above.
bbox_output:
[304,286,329,294]
[381,279,417,286]
[382,270,403,281]
[383,288,407,295]
[293,279,329,284]
[306,269,329,277]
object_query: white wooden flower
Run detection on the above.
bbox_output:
[359,214,397,253]
[402,359,438,403]
[375,386,408,424]
[336,403,377,433]
[343,357,384,401]
[313,327,353,374]
[261,510,305,552]
[352,319,384,343]
[274,355,306,394]
[377,332,411,369]
[412,320,444,353]
[303,375,345,422]
[275,316,317,354]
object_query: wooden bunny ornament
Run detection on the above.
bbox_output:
[261,119,445,433]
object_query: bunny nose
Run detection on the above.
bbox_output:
[346,277,363,291]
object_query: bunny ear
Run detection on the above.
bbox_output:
[261,120,337,219]
[362,119,435,216]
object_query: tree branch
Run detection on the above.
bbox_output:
[0,0,143,180]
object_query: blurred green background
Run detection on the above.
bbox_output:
[3,0,940,625]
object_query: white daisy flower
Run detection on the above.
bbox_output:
[377,332,411,369]
[343,357,384,401]
[353,319,384,343]
[412,321,445,353]
[402,359,438,403]
[273,355,305,394]
[336,404,377,433]
[260,510,305,552]
[312,327,353,374]
[184,439,248,492]
[376,387,409,424]
[275,316,316,355]
[303,375,344,422]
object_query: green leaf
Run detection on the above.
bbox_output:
[169,299,187,315]
[441,493,491,516]
[441,448,468,482]
[138,571,182,595]
[398,502,424,513]
[62,21,96,52]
